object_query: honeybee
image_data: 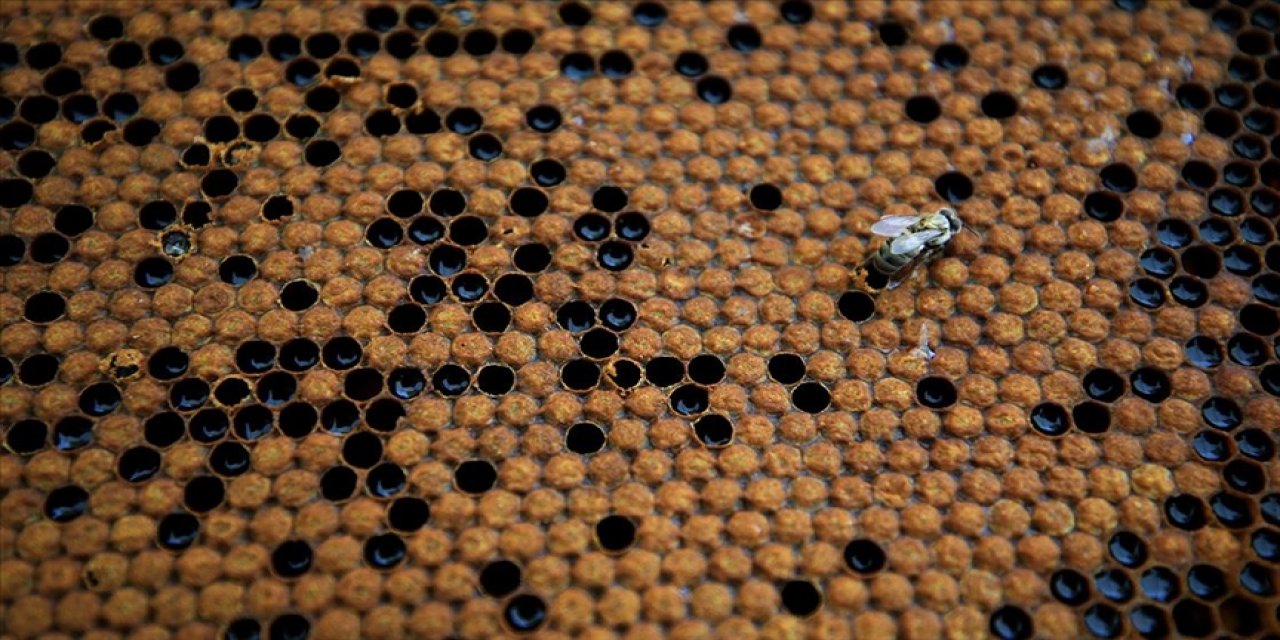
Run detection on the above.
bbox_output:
[853,208,962,291]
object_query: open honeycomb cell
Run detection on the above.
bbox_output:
[2,0,1280,639]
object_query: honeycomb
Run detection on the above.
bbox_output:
[2,0,1280,638]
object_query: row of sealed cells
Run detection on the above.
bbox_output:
[225,28,535,67]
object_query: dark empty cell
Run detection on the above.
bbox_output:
[222,87,259,113]
[1125,110,1162,138]
[235,340,276,375]
[19,95,57,124]
[1186,565,1228,601]
[0,122,34,151]
[59,95,97,124]
[148,37,184,64]
[408,217,445,246]
[558,301,596,332]
[1239,428,1276,461]
[559,1,592,25]
[319,400,360,437]
[789,382,829,414]
[181,144,210,167]
[202,168,239,197]
[1204,108,1240,138]
[232,404,274,440]
[188,408,230,443]
[598,299,636,331]
[156,511,200,550]
[1129,367,1171,403]
[430,245,467,277]
[561,359,600,391]
[645,357,684,387]
[1243,304,1280,335]
[473,302,512,333]
[455,459,497,494]
[1031,64,1068,90]
[268,33,302,61]
[1193,429,1232,461]
[727,24,762,52]
[383,367,426,401]
[1213,5,1246,31]
[1072,401,1110,433]
[0,357,10,385]
[366,462,406,498]
[227,35,263,62]
[579,328,619,359]
[88,15,124,40]
[632,1,667,26]
[26,42,62,69]
[685,354,724,385]
[163,62,199,92]
[1234,134,1266,160]
[44,485,89,523]
[304,32,340,59]
[1156,219,1193,248]
[432,364,471,397]
[322,336,363,371]
[1085,192,1130,226]
[779,0,813,23]
[473,559,524,599]
[915,377,957,409]
[587,185,627,213]
[468,133,503,161]
[285,58,320,86]
[1094,568,1134,603]
[696,75,733,104]
[904,95,941,123]
[1198,218,1234,245]
[493,274,534,305]
[320,465,357,501]
[597,242,634,271]
[934,171,973,203]
[1134,567,1180,604]
[749,183,783,211]
[213,377,252,407]
[565,422,606,454]
[530,159,566,187]
[52,416,94,451]
[1029,402,1070,436]
[365,218,403,249]
[1113,0,1146,10]
[363,4,398,32]
[4,419,46,455]
[366,396,404,432]
[224,619,261,640]
[606,359,642,390]
[258,195,294,222]
[385,84,418,110]
[18,354,58,386]
[595,514,636,552]
[271,540,314,579]
[1211,492,1254,528]
[933,43,969,71]
[1219,83,1253,111]
[877,21,908,47]
[670,383,709,415]
[430,188,467,216]
[1049,569,1091,606]
[0,234,24,266]
[117,446,161,483]
[1100,163,1137,193]
[341,432,383,469]
[133,256,174,288]
[1246,108,1278,134]
[387,190,424,218]
[425,31,459,58]
[209,441,251,477]
[0,177,31,207]
[1240,563,1275,596]
[463,29,498,56]
[387,496,430,532]
[256,372,296,407]
[1252,189,1279,216]
[1255,528,1280,562]
[1139,248,1177,279]
[401,3,437,29]
[343,368,384,402]
[324,57,360,79]
[988,606,1032,640]
[693,414,734,448]
[304,140,340,166]
[1231,55,1262,82]
[1165,494,1208,531]
[219,255,258,286]
[409,275,447,306]
[1225,459,1265,493]
[1172,277,1208,309]
[598,49,633,79]
[504,594,547,633]
[365,109,401,137]
[609,212,650,240]
[451,272,489,302]
[526,105,561,132]
[1242,217,1274,244]
[77,381,120,417]
[387,303,427,334]
[501,28,535,54]
[122,117,161,146]
[843,539,886,574]
[23,291,65,324]
[1108,531,1148,568]
[1229,333,1268,366]
[1184,336,1223,368]
[1083,368,1125,403]
[202,117,238,144]
[476,365,515,396]
[305,86,340,112]
[574,213,612,241]
[344,31,380,58]
[1128,606,1168,640]
[977,91,1018,119]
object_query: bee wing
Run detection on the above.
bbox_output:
[889,229,944,255]
[870,215,923,237]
